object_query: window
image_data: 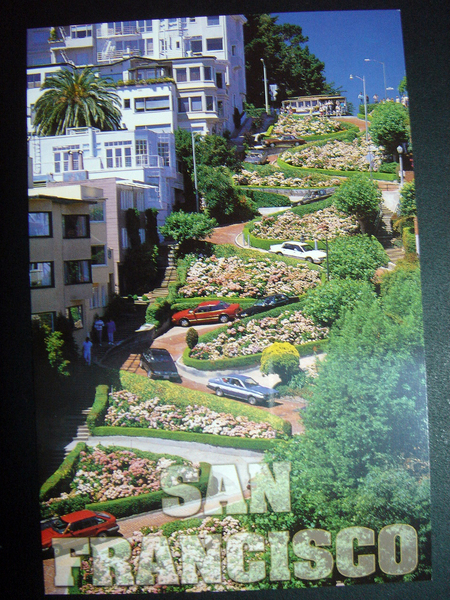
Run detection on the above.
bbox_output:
[157,141,170,166]
[66,305,83,329]
[190,67,201,81]
[216,72,223,88]
[90,204,104,222]
[136,190,145,212]
[121,228,129,249]
[64,260,91,285]
[204,66,212,80]
[207,16,220,26]
[62,214,89,238]
[176,68,187,82]
[139,228,146,244]
[206,96,214,111]
[191,96,202,112]
[218,100,224,117]
[27,73,41,89]
[90,284,107,309]
[146,39,154,54]
[29,262,53,288]
[232,45,236,56]
[207,38,223,52]
[190,39,202,54]
[125,146,132,167]
[178,97,189,113]
[135,96,170,112]
[29,212,52,237]
[31,312,55,330]
[70,25,92,38]
[91,245,106,266]
[106,147,122,168]
[135,140,148,166]
[120,189,133,209]
[53,146,80,172]
[123,99,130,109]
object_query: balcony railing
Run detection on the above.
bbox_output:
[97,49,143,62]
[136,155,164,168]
[96,25,140,37]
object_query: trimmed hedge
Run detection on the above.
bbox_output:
[86,385,109,434]
[86,462,211,519]
[183,339,328,374]
[277,157,397,181]
[40,442,86,502]
[403,226,417,257]
[243,189,291,208]
[90,426,285,448]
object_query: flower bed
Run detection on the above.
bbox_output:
[189,310,328,360]
[105,390,278,439]
[177,255,321,298]
[233,168,342,188]
[273,114,342,136]
[77,516,252,594]
[43,446,191,505]
[281,137,383,172]
[251,207,358,241]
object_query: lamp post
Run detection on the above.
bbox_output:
[191,131,199,212]
[261,58,269,115]
[350,74,368,144]
[364,58,387,101]
[397,145,404,187]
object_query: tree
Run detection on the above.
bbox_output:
[328,235,388,281]
[398,75,407,95]
[33,67,122,136]
[159,211,217,250]
[121,244,158,296]
[332,174,382,234]
[244,14,327,106]
[369,102,410,156]
[398,180,416,216]
[260,342,300,384]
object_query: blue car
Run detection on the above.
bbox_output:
[207,374,278,406]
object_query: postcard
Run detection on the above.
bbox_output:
[23,6,438,596]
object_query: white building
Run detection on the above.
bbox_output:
[27,15,247,135]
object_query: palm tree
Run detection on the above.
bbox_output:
[33,67,122,136]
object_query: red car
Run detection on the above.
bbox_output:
[41,509,119,553]
[172,300,241,327]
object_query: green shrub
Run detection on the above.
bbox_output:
[40,442,86,501]
[186,327,199,349]
[328,235,388,281]
[260,342,300,384]
[145,298,172,329]
[399,180,416,216]
[243,189,291,208]
[379,161,398,174]
[86,385,109,433]
[403,226,417,257]
[276,157,397,181]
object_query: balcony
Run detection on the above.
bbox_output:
[97,48,143,63]
[135,155,164,168]
[96,25,140,37]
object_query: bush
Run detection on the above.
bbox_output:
[399,180,416,216]
[40,442,86,501]
[145,298,172,330]
[379,161,398,174]
[260,342,300,384]
[403,226,417,257]
[332,174,382,234]
[86,385,109,433]
[328,235,388,281]
[186,327,199,349]
[103,294,129,321]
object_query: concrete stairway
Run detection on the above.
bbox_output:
[148,244,178,301]
[376,204,405,265]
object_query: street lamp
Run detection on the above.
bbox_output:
[261,58,269,115]
[364,58,387,100]
[191,131,199,212]
[397,145,404,187]
[350,74,368,145]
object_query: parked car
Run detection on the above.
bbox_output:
[269,241,327,264]
[140,347,181,382]
[207,374,279,405]
[244,150,268,165]
[172,300,241,327]
[263,134,306,148]
[238,293,300,318]
[41,510,119,553]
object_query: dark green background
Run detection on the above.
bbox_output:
[1,0,449,598]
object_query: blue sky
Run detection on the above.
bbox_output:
[272,10,407,107]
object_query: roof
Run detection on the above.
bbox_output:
[28,191,103,205]
[61,510,96,523]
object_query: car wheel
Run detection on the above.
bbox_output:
[294,142,300,146]
[276,252,283,256]
[139,360,144,369]
[215,388,224,397]
[305,257,313,263]
[219,314,229,324]
[270,143,275,148]
[98,531,108,539]
[53,544,62,557]
[248,396,257,405]
[147,370,153,378]
[180,318,190,327]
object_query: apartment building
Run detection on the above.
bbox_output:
[29,185,114,348]
[27,14,247,134]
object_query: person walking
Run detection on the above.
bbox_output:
[94,316,105,346]
[107,318,116,345]
[83,337,93,366]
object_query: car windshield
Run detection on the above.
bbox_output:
[301,244,314,251]
[49,518,69,533]
[253,299,266,307]
[243,377,259,387]
[149,353,170,362]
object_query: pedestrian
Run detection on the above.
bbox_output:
[83,336,93,366]
[358,92,364,104]
[94,316,105,345]
[107,318,116,345]
[373,94,379,103]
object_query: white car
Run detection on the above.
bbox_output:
[269,241,327,264]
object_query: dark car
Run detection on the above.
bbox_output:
[172,300,241,327]
[41,509,119,553]
[140,347,181,381]
[263,134,306,148]
[207,375,278,406]
[238,294,300,319]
